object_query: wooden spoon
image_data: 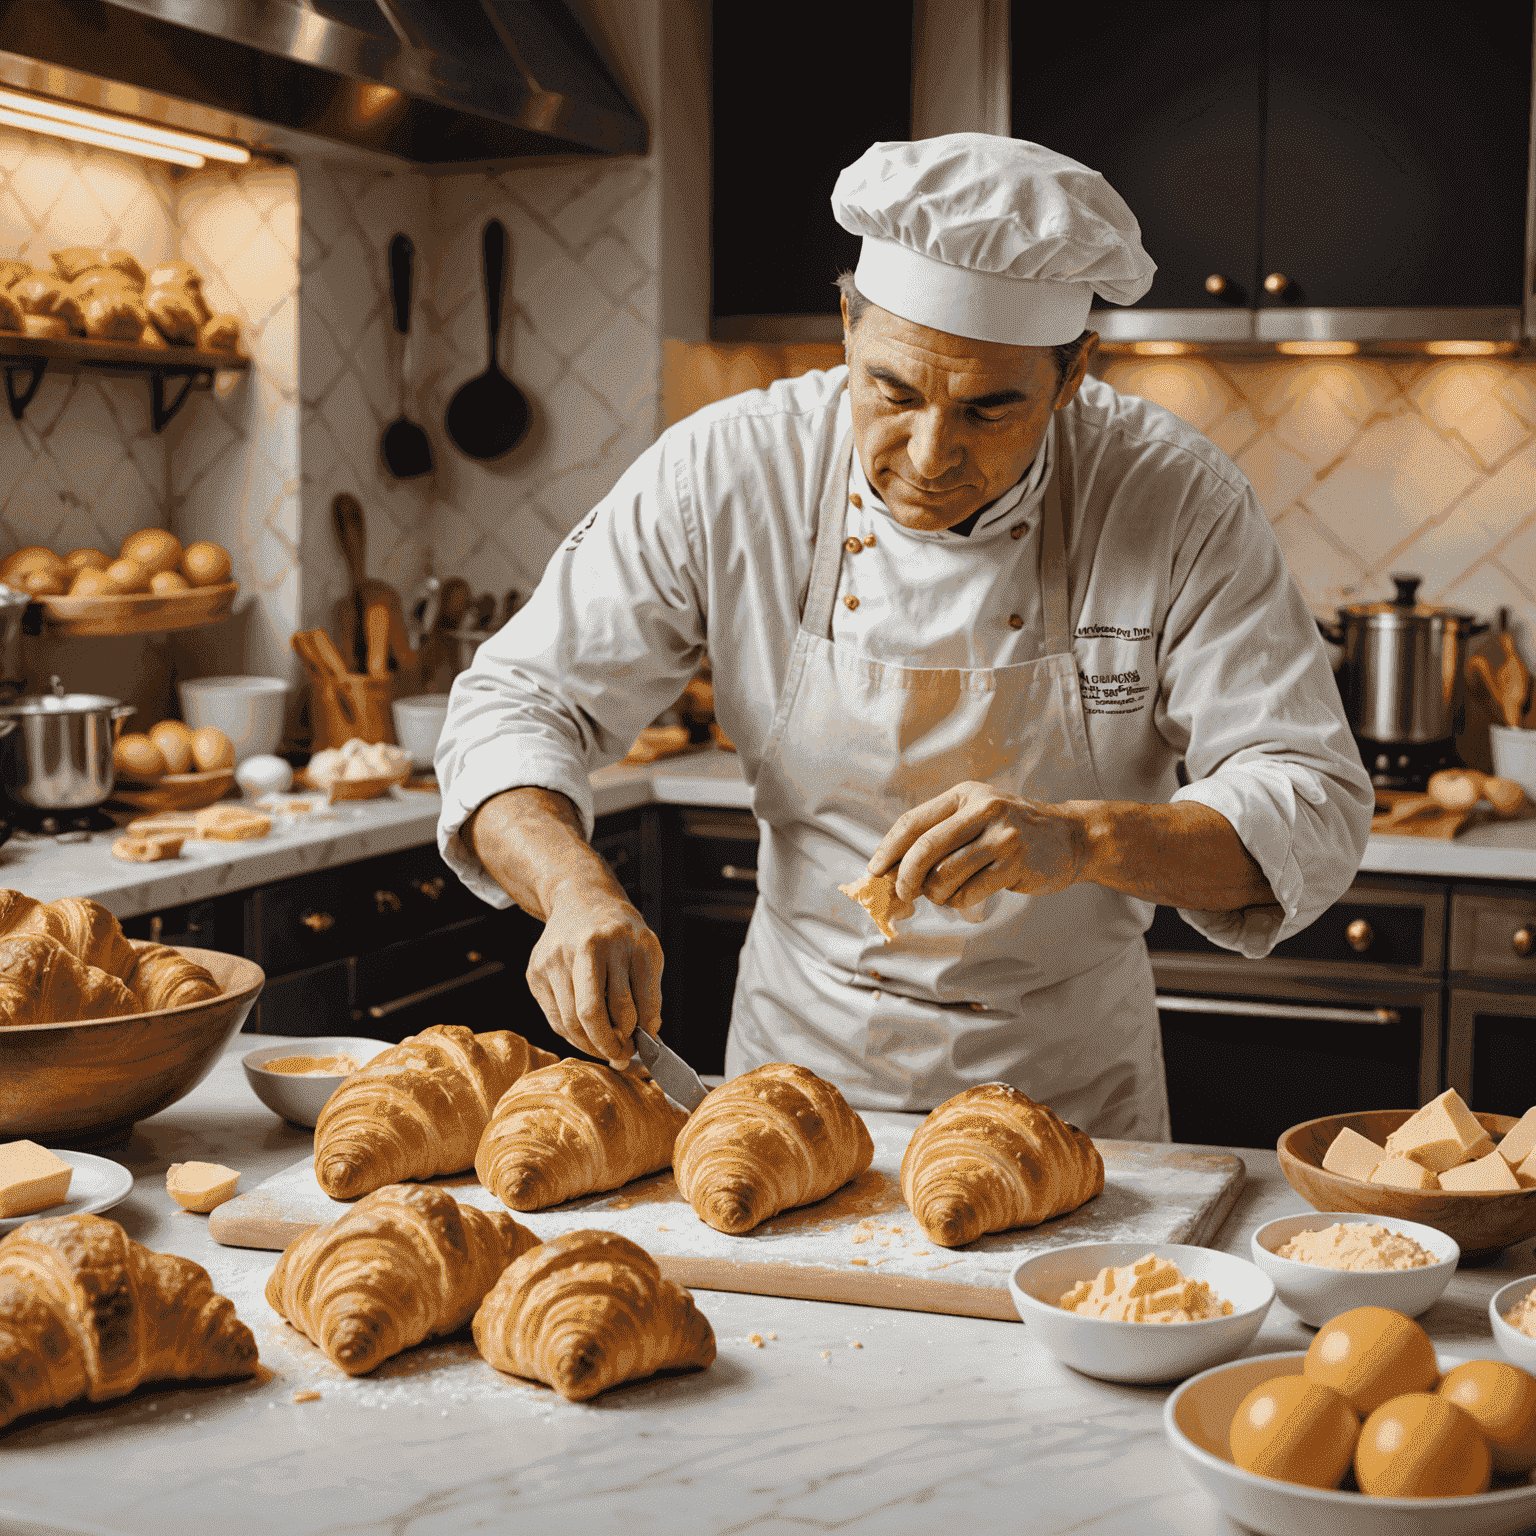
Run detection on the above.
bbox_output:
[444,220,530,462]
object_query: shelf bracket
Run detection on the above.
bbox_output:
[149,369,208,433]
[2,357,47,422]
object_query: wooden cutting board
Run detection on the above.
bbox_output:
[210,1113,1245,1321]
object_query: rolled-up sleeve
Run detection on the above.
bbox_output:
[435,438,706,905]
[1157,486,1374,957]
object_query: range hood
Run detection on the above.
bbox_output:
[0,0,647,164]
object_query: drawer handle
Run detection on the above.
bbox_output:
[1345,918,1374,953]
[1514,927,1535,957]
[1155,994,1400,1026]
[374,890,402,915]
[721,864,758,882]
[300,910,335,934]
[466,950,483,963]
[413,877,446,901]
[367,960,506,1019]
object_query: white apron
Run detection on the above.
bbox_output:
[724,417,1171,1139]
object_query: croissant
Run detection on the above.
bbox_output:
[474,1060,687,1212]
[266,1183,539,1376]
[79,290,149,342]
[11,274,83,333]
[9,896,136,981]
[0,1213,257,1429]
[0,935,138,1026]
[125,941,220,1011]
[0,258,29,290]
[314,1024,558,1199]
[144,285,201,345]
[473,1229,715,1401]
[199,313,241,353]
[51,247,144,285]
[672,1062,873,1234]
[71,267,140,301]
[900,1082,1104,1248]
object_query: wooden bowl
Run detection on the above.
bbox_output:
[0,945,264,1148]
[36,582,237,636]
[1278,1109,1536,1259]
[111,767,235,812]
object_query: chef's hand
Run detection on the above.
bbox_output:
[526,885,663,1070]
[869,781,1083,909]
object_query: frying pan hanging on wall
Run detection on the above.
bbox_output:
[445,219,531,461]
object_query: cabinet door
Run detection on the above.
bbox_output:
[1448,988,1536,1114]
[1010,2,1264,313]
[1261,0,1532,311]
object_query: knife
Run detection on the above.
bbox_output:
[631,1028,710,1111]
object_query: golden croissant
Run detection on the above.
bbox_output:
[473,1229,714,1401]
[7,894,136,981]
[474,1059,686,1212]
[0,934,138,1026]
[672,1062,873,1234]
[266,1183,539,1376]
[125,941,220,1011]
[900,1082,1104,1248]
[0,1212,257,1428]
[314,1024,557,1199]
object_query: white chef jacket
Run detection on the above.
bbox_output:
[437,366,1373,958]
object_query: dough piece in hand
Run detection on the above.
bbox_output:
[0,935,137,1026]
[473,1229,715,1401]
[474,1060,687,1212]
[11,896,136,980]
[0,1212,257,1428]
[901,1082,1104,1248]
[126,941,220,1011]
[672,1062,874,1234]
[267,1183,539,1376]
[314,1024,558,1199]
[838,870,915,941]
[166,1162,239,1212]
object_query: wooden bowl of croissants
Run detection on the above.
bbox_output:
[0,890,263,1147]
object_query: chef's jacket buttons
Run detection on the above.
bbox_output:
[850,492,863,509]
[844,595,860,610]
[1007,613,1023,630]
[844,536,862,553]
[863,534,876,547]
[1010,523,1025,540]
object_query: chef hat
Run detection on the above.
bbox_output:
[831,133,1156,347]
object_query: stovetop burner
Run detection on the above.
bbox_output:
[1355,736,1459,791]
[5,803,117,836]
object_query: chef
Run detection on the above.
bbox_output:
[436,134,1373,1139]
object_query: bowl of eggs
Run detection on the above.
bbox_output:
[1165,1306,1536,1536]
[3,530,235,635]
[111,720,235,812]
[301,738,412,801]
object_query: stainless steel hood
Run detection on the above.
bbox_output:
[0,0,647,164]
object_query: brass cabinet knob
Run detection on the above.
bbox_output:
[1345,918,1374,952]
[374,889,402,915]
[413,876,445,901]
[1263,272,1289,295]
[1204,274,1228,295]
[300,910,334,933]
[1514,927,1535,957]
[466,950,483,964]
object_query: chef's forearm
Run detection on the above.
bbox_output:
[464,786,628,920]
[1066,799,1274,911]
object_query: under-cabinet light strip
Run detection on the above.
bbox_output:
[0,88,250,166]
[0,105,204,167]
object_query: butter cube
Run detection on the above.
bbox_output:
[1517,1150,1536,1185]
[1499,1107,1536,1167]
[1322,1126,1384,1181]
[1370,1155,1440,1191]
[1385,1090,1488,1173]
[166,1162,240,1213]
[1439,1149,1521,1193]
[0,1140,72,1217]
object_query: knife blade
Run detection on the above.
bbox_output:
[631,1028,709,1111]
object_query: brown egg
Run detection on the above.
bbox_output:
[1355,1392,1491,1497]
[15,567,64,596]
[149,719,194,775]
[1,546,63,582]
[190,726,234,771]
[113,733,167,782]
[120,527,182,576]
[69,568,113,597]
[63,548,110,573]
[1229,1374,1359,1489]
[180,540,231,587]
[103,558,149,594]
[149,569,189,595]
[1304,1307,1440,1417]
[1437,1359,1536,1474]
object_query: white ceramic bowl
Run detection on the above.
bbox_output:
[242,1037,392,1127]
[1008,1241,1274,1383]
[1490,1277,1536,1371]
[391,692,450,770]
[1166,1350,1536,1536]
[1251,1212,1459,1328]
[1491,724,1536,798]
[180,675,288,760]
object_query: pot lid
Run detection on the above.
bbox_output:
[1337,574,1480,625]
[0,693,121,714]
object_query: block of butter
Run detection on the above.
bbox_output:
[0,1140,73,1217]
[1370,1154,1440,1191]
[1322,1126,1384,1181]
[166,1162,240,1213]
[1385,1089,1491,1173]
[1440,1148,1522,1193]
[1499,1106,1536,1168]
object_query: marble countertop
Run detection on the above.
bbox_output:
[2,1033,1533,1536]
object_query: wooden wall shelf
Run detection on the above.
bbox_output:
[0,331,251,433]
